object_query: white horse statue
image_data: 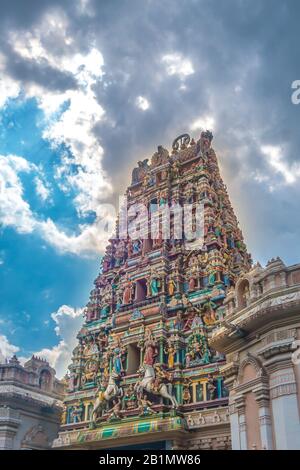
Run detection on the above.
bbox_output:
[92,371,123,422]
[134,365,178,408]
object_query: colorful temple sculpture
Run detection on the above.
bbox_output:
[54,131,252,450]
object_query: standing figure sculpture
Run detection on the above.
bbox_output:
[123,275,133,304]
[149,270,160,296]
[111,337,126,375]
[164,340,176,369]
[142,329,158,366]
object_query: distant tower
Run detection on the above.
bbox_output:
[54,131,251,450]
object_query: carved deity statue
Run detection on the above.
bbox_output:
[111,337,127,375]
[164,340,176,369]
[131,159,149,185]
[142,329,158,366]
[122,276,133,304]
[138,395,156,416]
[151,145,169,168]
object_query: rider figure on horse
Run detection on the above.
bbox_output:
[152,364,165,392]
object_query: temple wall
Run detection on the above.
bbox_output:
[212,259,300,450]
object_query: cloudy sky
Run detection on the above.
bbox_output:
[1,0,300,377]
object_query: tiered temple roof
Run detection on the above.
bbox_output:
[55,131,252,449]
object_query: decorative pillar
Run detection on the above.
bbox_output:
[279,271,287,287]
[175,345,180,365]
[258,406,273,449]
[67,406,73,424]
[159,339,164,363]
[139,345,144,365]
[238,411,247,450]
[268,274,276,290]
[192,382,197,403]
[269,366,300,449]
[254,387,273,450]
[146,279,151,298]
[175,383,182,404]
[236,397,247,450]
[217,378,222,398]
[229,400,241,450]
[0,408,20,450]
[84,403,89,421]
[202,381,207,401]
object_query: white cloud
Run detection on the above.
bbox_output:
[33,305,84,378]
[0,154,115,255]
[34,176,51,202]
[0,51,21,106]
[190,115,215,132]
[0,335,19,362]
[135,95,150,111]
[0,155,36,233]
[39,46,111,220]
[38,210,116,254]
[161,53,194,79]
[260,145,300,185]
[0,305,84,377]
[0,11,115,255]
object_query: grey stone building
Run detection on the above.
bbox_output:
[0,354,64,449]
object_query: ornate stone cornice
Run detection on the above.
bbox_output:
[0,384,62,409]
[211,286,300,351]
[219,361,239,382]
[257,341,294,360]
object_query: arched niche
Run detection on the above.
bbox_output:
[236,278,250,309]
[21,425,49,450]
[237,354,266,385]
[39,369,52,391]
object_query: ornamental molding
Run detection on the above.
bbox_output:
[270,383,297,399]
[0,384,60,407]
[212,288,300,344]
[21,424,49,449]
[257,340,294,360]
[219,362,239,384]
[259,415,272,426]
[261,328,297,346]
[228,403,237,415]
[189,434,231,450]
[235,289,300,325]
[269,369,297,398]
[53,415,186,448]
[239,422,247,432]
[186,406,230,429]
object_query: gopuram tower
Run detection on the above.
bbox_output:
[54,131,252,450]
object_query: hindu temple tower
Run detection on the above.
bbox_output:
[54,131,252,450]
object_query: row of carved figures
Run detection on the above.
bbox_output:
[62,372,225,425]
[130,131,214,186]
[68,322,223,394]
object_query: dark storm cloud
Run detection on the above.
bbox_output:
[0,0,70,28]
[1,0,300,264]
[2,42,78,92]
